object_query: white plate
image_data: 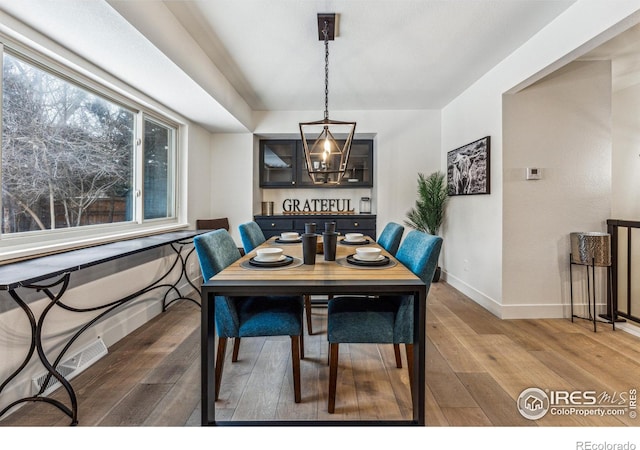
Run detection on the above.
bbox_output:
[353,254,384,262]
[278,238,300,242]
[254,255,287,263]
[344,238,366,243]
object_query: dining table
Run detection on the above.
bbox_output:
[200,233,427,426]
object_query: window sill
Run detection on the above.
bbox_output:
[0,223,191,265]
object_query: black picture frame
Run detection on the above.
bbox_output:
[447,136,490,196]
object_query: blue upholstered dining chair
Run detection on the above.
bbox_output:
[377,222,404,256]
[238,221,266,254]
[194,229,304,403]
[376,222,406,367]
[326,230,442,413]
[238,220,315,338]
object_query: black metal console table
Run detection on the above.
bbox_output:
[0,229,202,425]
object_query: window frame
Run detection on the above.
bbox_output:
[0,38,184,263]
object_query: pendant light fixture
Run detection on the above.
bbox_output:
[299,13,356,185]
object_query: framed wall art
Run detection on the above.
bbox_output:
[447,136,490,196]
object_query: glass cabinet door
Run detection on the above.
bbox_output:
[343,140,373,187]
[259,140,297,187]
[297,139,373,187]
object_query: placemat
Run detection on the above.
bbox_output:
[335,256,397,270]
[240,257,303,270]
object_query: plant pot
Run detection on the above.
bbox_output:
[432,266,441,282]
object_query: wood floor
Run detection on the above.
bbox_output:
[2,281,640,427]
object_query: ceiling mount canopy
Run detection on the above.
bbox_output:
[299,13,356,185]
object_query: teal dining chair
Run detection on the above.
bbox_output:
[377,222,404,256]
[194,229,304,403]
[376,221,406,367]
[238,221,266,254]
[239,220,315,337]
[326,230,442,413]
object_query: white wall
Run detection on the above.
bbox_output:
[612,82,640,220]
[209,133,255,244]
[185,123,213,227]
[441,1,640,318]
[503,60,612,319]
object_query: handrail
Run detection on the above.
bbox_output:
[607,219,640,325]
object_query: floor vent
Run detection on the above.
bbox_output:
[32,338,108,395]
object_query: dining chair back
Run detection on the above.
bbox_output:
[377,222,404,256]
[238,221,266,253]
[195,217,230,231]
[194,229,304,403]
[326,230,442,413]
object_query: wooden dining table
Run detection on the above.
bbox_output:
[200,234,427,426]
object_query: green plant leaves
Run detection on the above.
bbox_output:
[404,171,448,236]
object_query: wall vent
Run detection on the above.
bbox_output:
[32,338,108,395]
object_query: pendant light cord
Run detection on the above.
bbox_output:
[323,21,329,121]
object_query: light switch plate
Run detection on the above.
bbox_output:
[526,167,541,180]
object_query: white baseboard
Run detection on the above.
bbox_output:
[441,270,632,325]
[101,276,201,347]
[617,320,640,338]
[441,271,503,318]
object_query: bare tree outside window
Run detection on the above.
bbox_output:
[1,53,134,234]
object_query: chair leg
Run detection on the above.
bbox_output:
[304,295,313,335]
[394,344,402,368]
[215,337,227,401]
[328,343,339,413]
[231,337,241,362]
[300,331,305,360]
[291,336,301,403]
[405,343,414,396]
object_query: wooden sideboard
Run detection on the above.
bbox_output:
[254,214,377,239]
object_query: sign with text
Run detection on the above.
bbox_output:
[282,198,354,214]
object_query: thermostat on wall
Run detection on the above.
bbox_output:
[526,167,541,180]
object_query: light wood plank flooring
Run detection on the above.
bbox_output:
[1,281,639,426]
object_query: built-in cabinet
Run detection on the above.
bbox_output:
[259,139,373,188]
[255,214,377,240]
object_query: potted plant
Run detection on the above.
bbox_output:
[404,171,448,281]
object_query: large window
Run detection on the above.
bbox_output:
[0,48,178,250]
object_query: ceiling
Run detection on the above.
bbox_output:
[154,0,576,111]
[2,0,627,134]
[580,22,640,92]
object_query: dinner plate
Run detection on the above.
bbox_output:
[249,255,293,267]
[339,238,370,245]
[254,254,286,262]
[275,238,302,244]
[346,254,390,267]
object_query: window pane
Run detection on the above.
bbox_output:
[143,118,174,220]
[1,53,134,234]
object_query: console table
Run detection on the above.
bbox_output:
[255,214,376,239]
[0,229,202,425]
